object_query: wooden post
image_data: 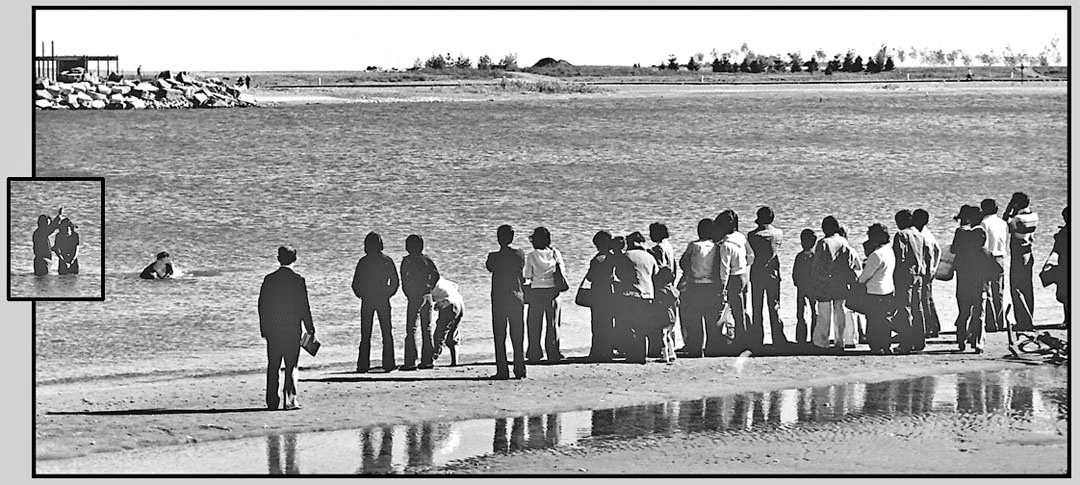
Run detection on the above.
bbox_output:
[50,41,55,80]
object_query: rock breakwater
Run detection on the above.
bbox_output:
[34,70,258,110]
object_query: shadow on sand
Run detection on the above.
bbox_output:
[47,407,269,416]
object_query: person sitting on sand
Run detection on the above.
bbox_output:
[140,252,174,279]
[52,218,80,275]
[32,207,64,276]
[430,277,464,367]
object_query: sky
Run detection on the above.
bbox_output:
[33,7,1068,72]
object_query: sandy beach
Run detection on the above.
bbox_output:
[35,324,1068,474]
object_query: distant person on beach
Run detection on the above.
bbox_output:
[245,75,252,88]
[140,251,174,279]
[858,223,896,355]
[1049,206,1069,324]
[136,65,142,78]
[585,230,616,362]
[892,209,928,354]
[713,210,753,354]
[430,277,464,367]
[32,207,63,276]
[678,218,719,357]
[351,232,400,373]
[52,218,80,275]
[1004,192,1038,331]
[792,229,818,344]
[648,222,678,362]
[951,205,989,353]
[979,198,1009,333]
[913,209,942,338]
[612,231,658,364]
[809,216,859,351]
[486,224,526,379]
[257,245,315,410]
[523,226,566,363]
[747,206,789,348]
[399,234,440,371]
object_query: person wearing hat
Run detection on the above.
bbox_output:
[1003,192,1039,332]
[140,251,174,279]
[486,224,527,379]
[892,209,928,354]
[979,198,1009,332]
[747,206,790,349]
[257,245,316,410]
[950,205,990,353]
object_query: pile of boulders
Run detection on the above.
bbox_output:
[34,69,258,110]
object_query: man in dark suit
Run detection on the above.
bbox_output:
[486,225,527,380]
[258,246,315,410]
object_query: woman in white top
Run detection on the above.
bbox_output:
[858,223,896,355]
[523,227,566,363]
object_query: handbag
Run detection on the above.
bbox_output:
[574,275,593,307]
[934,243,955,281]
[845,281,874,315]
[522,284,536,305]
[300,332,321,357]
[1038,250,1063,287]
[553,262,570,293]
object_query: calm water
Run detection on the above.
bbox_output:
[9,180,103,299]
[35,366,1068,474]
[33,84,1068,383]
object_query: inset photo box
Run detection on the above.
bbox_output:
[9,177,104,301]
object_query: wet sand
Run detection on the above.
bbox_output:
[35,325,1068,473]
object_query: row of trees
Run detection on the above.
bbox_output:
[412,53,519,71]
[657,38,1063,73]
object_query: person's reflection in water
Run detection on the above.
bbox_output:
[591,408,616,437]
[358,426,396,474]
[509,416,527,452]
[406,423,435,469]
[545,413,561,447]
[752,393,767,428]
[493,418,509,454]
[266,433,300,475]
[526,415,546,449]
[677,398,704,433]
[957,372,988,415]
[766,390,783,426]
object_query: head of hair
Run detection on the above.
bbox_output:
[592,230,612,251]
[156,251,170,261]
[611,236,626,252]
[497,224,514,246]
[912,209,929,228]
[867,223,891,247]
[529,226,551,249]
[895,209,914,229]
[800,228,817,249]
[821,216,840,236]
[405,234,424,255]
[981,198,998,215]
[838,226,848,238]
[626,231,647,248]
[755,206,775,225]
[958,205,982,225]
[696,218,714,239]
[364,231,384,253]
[1063,206,1070,224]
[648,222,669,242]
[714,210,738,236]
[277,246,296,266]
[1008,192,1030,212]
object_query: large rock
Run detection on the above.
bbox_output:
[162,89,185,100]
[111,85,132,95]
[127,98,146,109]
[177,72,195,84]
[71,82,88,93]
[109,93,124,103]
[97,85,112,95]
[90,99,106,109]
[134,82,159,92]
[65,94,79,105]
[57,83,74,95]
[237,93,256,105]
[45,84,61,96]
[35,99,53,109]
[192,92,209,106]
[156,78,172,90]
[35,89,53,100]
[89,91,108,101]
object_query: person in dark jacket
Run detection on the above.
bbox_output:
[612,232,659,364]
[351,232,400,373]
[33,207,63,276]
[1003,192,1038,331]
[809,216,860,351]
[950,205,989,353]
[486,225,527,379]
[140,251,174,280]
[792,229,818,344]
[400,234,440,371]
[1049,206,1068,325]
[258,246,315,410]
[585,230,616,362]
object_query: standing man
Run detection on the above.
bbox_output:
[913,209,942,338]
[258,246,315,411]
[351,232,400,373]
[612,232,659,363]
[32,207,63,276]
[1004,192,1038,332]
[893,210,928,353]
[678,219,719,357]
[980,198,1009,332]
[747,206,789,348]
[486,225,527,380]
[810,216,859,351]
[400,234,440,371]
[713,210,753,355]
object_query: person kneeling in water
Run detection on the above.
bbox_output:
[140,252,174,279]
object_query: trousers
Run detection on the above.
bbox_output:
[492,296,526,378]
[357,299,395,372]
[266,334,301,409]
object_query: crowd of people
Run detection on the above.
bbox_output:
[256,194,1070,410]
[32,206,81,276]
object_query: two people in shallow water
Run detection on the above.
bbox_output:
[33,206,81,276]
